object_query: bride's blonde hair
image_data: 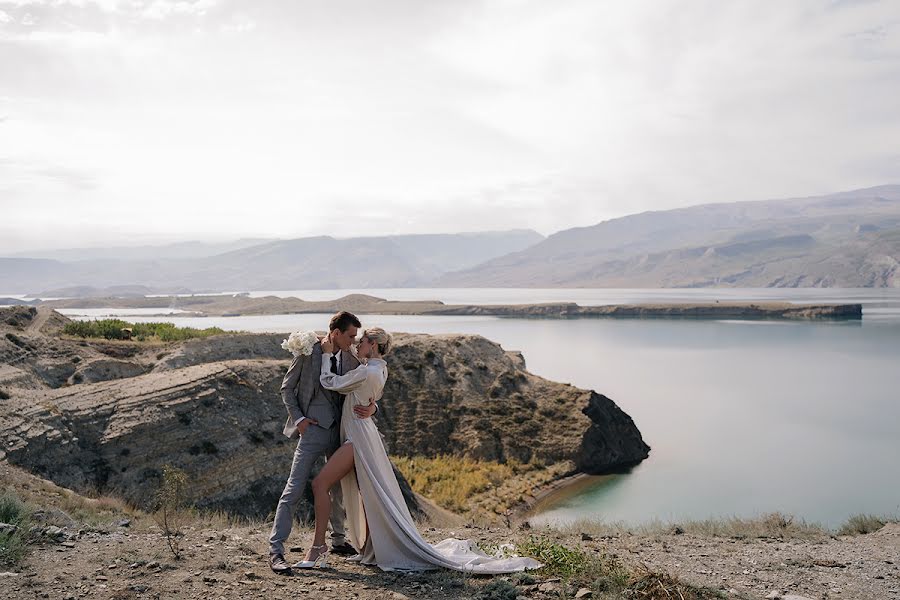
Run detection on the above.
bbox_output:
[362,327,392,356]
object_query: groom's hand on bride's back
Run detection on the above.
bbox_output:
[353,398,377,419]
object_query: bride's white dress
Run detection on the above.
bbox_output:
[320,353,541,573]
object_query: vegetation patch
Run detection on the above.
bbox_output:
[560,512,828,540]
[838,513,897,535]
[0,489,32,566]
[392,455,533,513]
[516,534,629,584]
[513,535,723,599]
[473,579,520,600]
[154,465,188,559]
[63,319,227,342]
[623,568,725,599]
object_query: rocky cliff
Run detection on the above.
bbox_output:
[0,307,650,519]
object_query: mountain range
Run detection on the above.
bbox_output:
[439,184,900,288]
[0,230,543,295]
[2,185,899,294]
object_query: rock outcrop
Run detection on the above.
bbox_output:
[377,334,650,472]
[0,309,650,519]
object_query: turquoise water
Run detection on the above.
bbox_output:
[60,288,900,527]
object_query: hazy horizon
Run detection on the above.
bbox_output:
[2,1,900,253]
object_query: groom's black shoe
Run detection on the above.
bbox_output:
[330,542,357,557]
[269,553,292,575]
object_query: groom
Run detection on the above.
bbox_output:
[269,310,376,574]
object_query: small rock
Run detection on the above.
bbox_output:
[0,572,20,578]
[391,593,410,600]
[0,523,17,535]
[538,582,559,593]
[575,588,593,598]
[95,575,108,581]
[580,532,593,541]
[117,519,131,528]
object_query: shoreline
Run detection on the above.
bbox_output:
[34,293,864,320]
[521,472,603,518]
[512,470,596,524]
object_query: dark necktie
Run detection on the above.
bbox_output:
[330,354,338,374]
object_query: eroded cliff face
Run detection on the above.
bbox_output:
[0,308,649,518]
[377,334,650,472]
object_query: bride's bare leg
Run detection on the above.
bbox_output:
[308,443,355,557]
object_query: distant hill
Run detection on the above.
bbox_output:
[437,185,900,288]
[10,238,276,261]
[5,186,900,293]
[0,230,544,294]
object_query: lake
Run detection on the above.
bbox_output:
[58,288,900,528]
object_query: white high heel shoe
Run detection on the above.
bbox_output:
[292,544,329,569]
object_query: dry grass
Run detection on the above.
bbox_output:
[392,455,528,513]
[552,512,829,540]
[838,513,899,535]
[392,455,572,522]
[548,511,900,540]
[624,568,726,599]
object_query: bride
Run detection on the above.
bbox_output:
[294,327,540,573]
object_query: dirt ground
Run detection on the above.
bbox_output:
[2,520,898,600]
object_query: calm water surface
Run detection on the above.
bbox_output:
[60,288,900,527]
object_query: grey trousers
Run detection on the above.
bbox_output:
[269,423,347,556]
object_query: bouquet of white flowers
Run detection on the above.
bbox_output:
[281,330,320,357]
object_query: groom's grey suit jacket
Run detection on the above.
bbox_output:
[280,342,360,439]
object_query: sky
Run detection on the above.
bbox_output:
[1,0,899,253]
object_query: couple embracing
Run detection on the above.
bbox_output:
[269,311,540,574]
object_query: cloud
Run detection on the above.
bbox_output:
[0,159,98,192]
[0,0,899,251]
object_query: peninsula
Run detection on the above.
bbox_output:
[37,294,864,320]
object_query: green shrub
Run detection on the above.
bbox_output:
[0,490,31,566]
[0,490,28,525]
[516,536,626,585]
[516,535,598,579]
[64,319,226,342]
